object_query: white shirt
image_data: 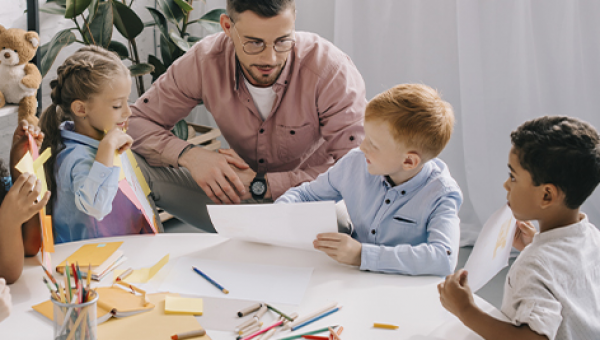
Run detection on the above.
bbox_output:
[501,214,600,340]
[243,76,277,121]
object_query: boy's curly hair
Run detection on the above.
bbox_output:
[511,116,600,209]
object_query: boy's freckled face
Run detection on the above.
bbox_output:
[359,120,408,179]
[503,148,542,220]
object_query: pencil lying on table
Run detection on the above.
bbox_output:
[192,266,229,294]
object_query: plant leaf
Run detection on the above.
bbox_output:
[87,0,100,22]
[158,0,184,25]
[199,8,226,22]
[65,0,93,19]
[169,31,192,52]
[173,0,193,12]
[83,1,113,48]
[45,0,68,8]
[171,119,188,140]
[147,7,170,42]
[159,34,175,67]
[147,55,167,82]
[112,0,144,40]
[108,40,129,59]
[40,29,77,77]
[40,7,67,16]
[187,36,201,43]
[129,63,155,76]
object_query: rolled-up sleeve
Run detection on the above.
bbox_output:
[71,159,120,221]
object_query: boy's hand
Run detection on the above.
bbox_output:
[101,127,133,154]
[0,173,50,228]
[513,220,536,251]
[438,269,477,320]
[313,233,362,266]
[0,279,11,323]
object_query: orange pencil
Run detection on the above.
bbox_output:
[328,327,342,340]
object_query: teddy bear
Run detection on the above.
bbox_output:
[0,25,42,125]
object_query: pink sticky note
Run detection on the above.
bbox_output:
[28,133,39,159]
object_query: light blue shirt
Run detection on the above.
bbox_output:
[276,148,462,276]
[53,122,150,243]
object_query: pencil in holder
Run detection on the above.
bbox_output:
[51,289,98,340]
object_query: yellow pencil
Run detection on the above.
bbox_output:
[86,263,92,287]
[373,323,399,330]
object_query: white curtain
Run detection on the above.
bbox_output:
[332,0,600,245]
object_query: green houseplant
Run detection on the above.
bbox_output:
[40,0,226,139]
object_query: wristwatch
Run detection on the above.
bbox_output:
[250,173,267,200]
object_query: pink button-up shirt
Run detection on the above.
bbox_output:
[129,32,366,198]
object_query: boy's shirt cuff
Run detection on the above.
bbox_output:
[360,243,380,271]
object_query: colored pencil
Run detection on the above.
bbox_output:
[240,319,283,340]
[328,327,341,340]
[192,266,229,294]
[115,268,133,282]
[170,329,206,340]
[42,265,59,290]
[277,326,338,340]
[65,262,72,302]
[291,306,342,331]
[301,336,329,340]
[373,322,399,330]
[286,302,338,331]
[86,263,92,287]
[266,304,293,322]
[237,302,262,317]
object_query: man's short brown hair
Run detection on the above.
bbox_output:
[365,84,454,160]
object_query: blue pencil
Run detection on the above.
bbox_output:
[191,266,229,294]
[291,306,342,331]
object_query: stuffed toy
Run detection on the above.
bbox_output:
[0,25,41,125]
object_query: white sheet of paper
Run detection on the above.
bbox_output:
[158,257,313,305]
[120,151,156,228]
[464,204,518,292]
[208,201,337,251]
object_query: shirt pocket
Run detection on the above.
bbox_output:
[393,215,417,225]
[276,123,317,163]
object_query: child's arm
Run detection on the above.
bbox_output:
[69,127,132,220]
[0,174,50,283]
[438,270,548,340]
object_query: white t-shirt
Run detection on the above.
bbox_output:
[243,76,277,121]
[501,214,600,340]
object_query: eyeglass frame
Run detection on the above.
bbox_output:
[229,17,296,55]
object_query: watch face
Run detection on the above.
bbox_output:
[251,181,266,195]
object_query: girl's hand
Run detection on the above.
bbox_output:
[513,220,537,251]
[101,127,133,154]
[438,269,477,320]
[0,173,50,228]
[313,233,362,266]
[10,120,44,170]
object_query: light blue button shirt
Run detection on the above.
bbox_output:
[53,122,120,243]
[276,148,462,276]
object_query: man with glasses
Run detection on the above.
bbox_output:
[128,0,366,232]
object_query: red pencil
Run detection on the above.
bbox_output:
[301,336,329,340]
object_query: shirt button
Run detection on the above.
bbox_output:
[259,159,265,164]
[101,173,106,178]
[401,190,406,195]
[349,136,355,141]
[385,199,390,204]
[371,229,376,235]
[447,250,452,255]
[290,130,295,135]
[259,128,264,134]
[143,98,148,103]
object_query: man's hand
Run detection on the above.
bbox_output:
[438,269,477,320]
[219,149,272,200]
[0,173,51,228]
[179,147,250,204]
[513,220,537,251]
[313,233,362,266]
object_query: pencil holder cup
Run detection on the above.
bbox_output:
[51,290,98,340]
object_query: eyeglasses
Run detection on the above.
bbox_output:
[230,19,295,55]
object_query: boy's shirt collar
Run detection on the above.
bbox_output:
[60,121,101,149]
[382,160,434,194]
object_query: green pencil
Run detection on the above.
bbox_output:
[277,326,337,340]
[65,261,72,302]
[266,303,294,322]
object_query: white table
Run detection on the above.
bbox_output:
[1,234,501,339]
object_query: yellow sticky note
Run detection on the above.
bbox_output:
[15,151,34,174]
[165,296,203,315]
[113,254,169,283]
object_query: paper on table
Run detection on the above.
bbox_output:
[208,201,337,251]
[463,204,518,292]
[113,254,170,283]
[165,296,203,315]
[159,257,313,305]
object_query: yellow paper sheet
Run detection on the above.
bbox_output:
[113,254,169,283]
[114,152,126,181]
[98,293,210,340]
[125,149,151,196]
[57,242,123,271]
[15,151,34,174]
[165,296,203,315]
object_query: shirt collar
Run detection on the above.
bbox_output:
[60,121,101,149]
[382,160,434,194]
